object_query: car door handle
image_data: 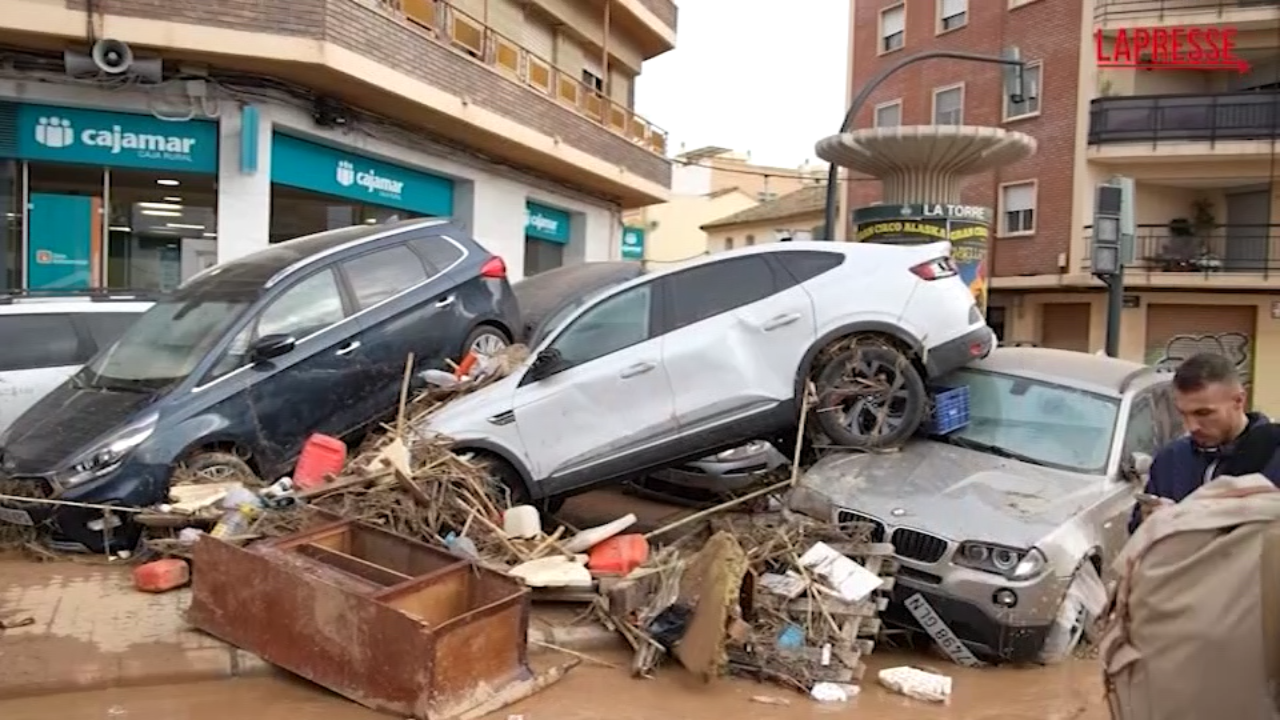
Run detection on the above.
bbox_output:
[335,340,361,356]
[435,296,456,308]
[762,313,802,331]
[619,361,656,379]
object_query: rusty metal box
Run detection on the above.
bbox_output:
[188,519,532,719]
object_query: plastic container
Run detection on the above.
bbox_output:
[133,558,191,592]
[587,534,649,576]
[503,505,541,539]
[210,504,259,540]
[923,385,970,435]
[294,434,347,490]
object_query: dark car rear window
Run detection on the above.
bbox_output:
[0,314,86,371]
[79,312,143,351]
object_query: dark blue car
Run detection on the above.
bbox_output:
[0,218,519,552]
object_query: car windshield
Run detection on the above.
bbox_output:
[79,294,252,391]
[532,288,613,348]
[932,368,1120,474]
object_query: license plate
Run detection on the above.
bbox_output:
[0,504,34,526]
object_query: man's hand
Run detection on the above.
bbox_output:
[1137,493,1174,520]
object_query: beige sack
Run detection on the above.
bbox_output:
[1100,474,1280,720]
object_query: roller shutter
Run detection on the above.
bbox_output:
[1145,303,1256,387]
[1040,303,1091,352]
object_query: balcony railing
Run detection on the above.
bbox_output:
[1095,0,1279,21]
[1089,93,1280,146]
[376,0,668,156]
[1081,224,1280,277]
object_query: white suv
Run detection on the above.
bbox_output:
[0,292,153,435]
[418,241,993,505]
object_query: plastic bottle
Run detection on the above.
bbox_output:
[210,503,259,540]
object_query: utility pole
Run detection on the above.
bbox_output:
[821,48,1029,240]
[1091,178,1133,357]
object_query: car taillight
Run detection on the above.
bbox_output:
[909,256,958,281]
[480,256,507,279]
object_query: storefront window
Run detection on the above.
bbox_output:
[25,163,107,291]
[524,240,564,276]
[0,160,18,291]
[107,168,217,290]
[524,202,572,278]
[269,185,424,244]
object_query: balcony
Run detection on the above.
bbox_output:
[1089,93,1280,164]
[1095,0,1280,30]
[377,0,668,157]
[1080,224,1280,281]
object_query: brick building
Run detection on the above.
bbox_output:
[0,0,676,290]
[846,0,1280,414]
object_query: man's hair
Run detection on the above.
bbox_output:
[1172,352,1240,393]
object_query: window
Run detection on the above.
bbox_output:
[773,250,844,285]
[757,192,778,202]
[666,256,777,331]
[745,235,756,246]
[551,284,653,367]
[939,0,967,31]
[79,312,144,352]
[341,244,430,310]
[725,237,735,250]
[1150,384,1182,447]
[409,236,464,274]
[582,69,604,93]
[1004,61,1042,120]
[258,269,348,340]
[1000,181,1037,235]
[933,85,964,125]
[874,101,902,128]
[1122,394,1159,459]
[880,5,905,53]
[0,314,84,371]
[936,368,1121,474]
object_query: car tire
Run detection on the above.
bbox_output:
[813,342,927,450]
[180,451,259,484]
[474,453,564,515]
[462,325,510,360]
[1038,569,1094,665]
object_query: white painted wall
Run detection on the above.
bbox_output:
[0,78,622,282]
[671,163,711,196]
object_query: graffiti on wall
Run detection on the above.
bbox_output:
[1148,332,1253,389]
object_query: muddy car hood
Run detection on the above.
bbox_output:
[798,440,1102,548]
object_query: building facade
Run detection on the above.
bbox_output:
[623,147,824,263]
[1,0,676,291]
[847,0,1280,412]
[701,185,826,252]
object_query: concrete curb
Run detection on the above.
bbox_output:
[0,646,275,700]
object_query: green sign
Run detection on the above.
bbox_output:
[854,217,989,243]
[852,203,992,225]
[14,102,219,173]
[621,226,645,260]
[525,202,572,244]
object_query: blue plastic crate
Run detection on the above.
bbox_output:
[924,385,970,435]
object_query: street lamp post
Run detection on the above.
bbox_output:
[821,49,1028,240]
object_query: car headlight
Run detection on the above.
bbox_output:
[785,484,835,521]
[954,542,1048,580]
[59,412,160,488]
[714,440,769,462]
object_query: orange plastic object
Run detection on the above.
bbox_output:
[454,351,478,379]
[294,433,347,490]
[134,558,191,593]
[587,534,650,576]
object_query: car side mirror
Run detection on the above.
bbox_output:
[1123,451,1153,483]
[249,334,296,363]
[528,348,563,380]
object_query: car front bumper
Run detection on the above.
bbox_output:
[0,462,165,553]
[883,569,1065,664]
[924,325,995,378]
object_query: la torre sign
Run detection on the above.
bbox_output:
[852,204,992,225]
[1095,27,1249,72]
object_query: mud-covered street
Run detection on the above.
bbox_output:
[0,650,1107,720]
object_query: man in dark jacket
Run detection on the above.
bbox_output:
[1129,352,1280,533]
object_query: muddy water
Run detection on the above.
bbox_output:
[0,649,1107,720]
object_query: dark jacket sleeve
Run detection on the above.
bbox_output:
[1128,452,1167,534]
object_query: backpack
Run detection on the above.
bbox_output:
[1100,474,1280,720]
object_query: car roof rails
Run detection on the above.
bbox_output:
[0,288,161,305]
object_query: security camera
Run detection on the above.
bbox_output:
[91,39,134,74]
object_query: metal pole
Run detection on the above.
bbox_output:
[1104,270,1124,357]
[823,50,1026,240]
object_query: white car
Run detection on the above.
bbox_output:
[0,292,153,435]
[419,241,994,507]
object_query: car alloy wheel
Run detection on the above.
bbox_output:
[470,331,508,357]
